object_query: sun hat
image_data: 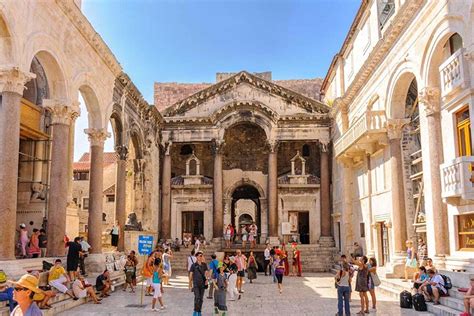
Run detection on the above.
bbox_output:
[20,223,26,228]
[9,274,42,294]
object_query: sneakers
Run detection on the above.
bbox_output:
[151,307,158,312]
[160,306,166,310]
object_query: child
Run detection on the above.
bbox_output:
[226,258,240,301]
[151,261,165,311]
[214,262,227,315]
[123,256,135,293]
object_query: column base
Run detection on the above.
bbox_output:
[432,255,446,270]
[318,236,335,247]
[85,253,106,274]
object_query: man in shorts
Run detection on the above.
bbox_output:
[234,250,247,294]
[422,269,447,305]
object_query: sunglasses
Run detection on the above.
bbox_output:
[14,287,29,292]
[197,254,203,257]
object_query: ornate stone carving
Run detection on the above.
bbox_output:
[115,145,128,161]
[267,139,279,153]
[31,183,47,201]
[124,212,143,231]
[85,128,110,147]
[211,139,225,155]
[386,118,410,140]
[320,140,330,153]
[0,67,35,94]
[44,99,81,125]
[163,141,172,156]
[418,87,441,116]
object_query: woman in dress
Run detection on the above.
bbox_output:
[291,243,302,277]
[72,275,101,304]
[224,224,232,248]
[247,251,258,283]
[241,225,248,249]
[162,248,172,285]
[404,240,417,282]
[110,221,120,248]
[353,256,370,315]
[18,224,29,258]
[28,229,41,258]
[249,223,258,249]
[281,244,290,276]
[123,256,136,293]
[367,257,378,311]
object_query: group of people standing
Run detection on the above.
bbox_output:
[223,223,258,249]
[17,224,47,259]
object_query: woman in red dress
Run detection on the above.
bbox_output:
[291,243,302,277]
[281,244,290,276]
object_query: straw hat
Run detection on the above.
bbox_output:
[9,274,42,294]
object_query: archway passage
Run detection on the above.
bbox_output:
[231,184,261,244]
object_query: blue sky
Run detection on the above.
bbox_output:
[74,0,360,160]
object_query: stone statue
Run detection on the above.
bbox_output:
[125,212,143,231]
[31,183,47,201]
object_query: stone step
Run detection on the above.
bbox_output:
[427,302,462,316]
[438,269,474,289]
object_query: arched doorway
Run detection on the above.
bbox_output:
[231,185,261,243]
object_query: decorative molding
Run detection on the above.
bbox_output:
[115,145,128,161]
[320,140,330,153]
[419,87,441,116]
[386,118,410,140]
[267,139,279,153]
[163,141,172,156]
[84,128,110,147]
[0,67,35,94]
[44,99,80,125]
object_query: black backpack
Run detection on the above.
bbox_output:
[412,293,427,311]
[400,290,412,308]
[440,274,452,290]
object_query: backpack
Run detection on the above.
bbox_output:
[42,260,54,272]
[400,290,412,308]
[440,274,452,289]
[412,293,427,311]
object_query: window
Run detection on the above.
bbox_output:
[456,107,472,157]
[106,195,115,203]
[360,223,366,238]
[83,198,89,210]
[448,33,463,56]
[73,172,89,181]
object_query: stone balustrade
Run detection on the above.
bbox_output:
[334,110,387,157]
[439,48,468,98]
[440,156,474,202]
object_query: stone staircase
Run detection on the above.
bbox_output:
[170,244,221,272]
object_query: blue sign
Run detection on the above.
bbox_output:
[138,235,154,255]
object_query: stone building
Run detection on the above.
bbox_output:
[322,0,474,274]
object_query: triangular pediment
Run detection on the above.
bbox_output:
[162,71,329,117]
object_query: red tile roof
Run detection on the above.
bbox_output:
[73,152,117,171]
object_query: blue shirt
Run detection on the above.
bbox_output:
[209,259,219,279]
[11,302,43,316]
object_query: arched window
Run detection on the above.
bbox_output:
[442,33,463,60]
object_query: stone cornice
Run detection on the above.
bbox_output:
[163,71,330,117]
[0,67,36,94]
[55,0,122,76]
[43,99,80,125]
[419,87,441,116]
[210,101,279,123]
[84,128,110,147]
[331,0,424,115]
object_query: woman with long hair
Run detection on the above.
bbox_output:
[404,240,417,282]
[28,229,41,258]
[247,251,258,283]
[335,263,351,316]
[353,256,369,315]
[273,253,285,294]
[367,257,378,311]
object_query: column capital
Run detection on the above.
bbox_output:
[115,145,128,161]
[211,139,225,155]
[0,67,35,94]
[386,118,410,140]
[267,139,279,153]
[418,87,441,116]
[319,140,330,152]
[85,128,110,147]
[162,141,172,156]
[44,99,80,125]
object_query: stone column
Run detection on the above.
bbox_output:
[115,145,128,251]
[419,87,448,259]
[66,106,80,203]
[0,68,34,260]
[267,140,279,239]
[44,100,80,257]
[366,155,375,258]
[212,140,224,240]
[387,119,409,255]
[161,142,172,240]
[319,141,331,238]
[340,158,354,254]
[85,128,109,254]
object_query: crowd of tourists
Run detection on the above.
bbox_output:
[16,224,47,259]
[223,222,259,249]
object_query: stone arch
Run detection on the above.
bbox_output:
[128,125,145,160]
[109,108,124,148]
[224,179,266,200]
[386,71,418,119]
[0,9,14,65]
[78,84,102,129]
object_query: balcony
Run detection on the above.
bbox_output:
[334,110,387,157]
[440,156,474,203]
[439,48,469,99]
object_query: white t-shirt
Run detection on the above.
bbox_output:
[430,274,446,293]
[264,248,271,260]
[194,239,201,250]
[187,255,196,272]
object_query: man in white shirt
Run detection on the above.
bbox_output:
[264,244,271,276]
[422,269,447,305]
[187,249,197,289]
[79,237,91,276]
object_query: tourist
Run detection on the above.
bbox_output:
[224,224,232,248]
[123,256,136,293]
[247,251,257,283]
[417,238,428,267]
[95,270,111,298]
[162,248,172,286]
[38,229,47,258]
[291,243,302,277]
[230,224,235,243]
[27,229,41,258]
[200,235,207,250]
[249,222,258,248]
[234,250,247,293]
[213,262,227,315]
[425,258,437,273]
[413,266,429,291]
[48,259,77,300]
[335,263,351,316]
[10,274,43,316]
[142,253,155,296]
[194,236,201,252]
[353,256,369,315]
[422,269,446,305]
[184,235,192,248]
[63,235,70,256]
[66,237,83,281]
[110,221,120,249]
[352,242,364,258]
[281,243,290,276]
[462,276,474,316]
[207,254,219,299]
[226,257,240,301]
[172,238,181,252]
[151,260,165,311]
[187,249,197,289]
[128,250,139,287]
[222,255,231,275]
[72,275,101,304]
[79,237,91,277]
[367,257,378,310]
[18,224,29,258]
[241,225,248,249]
[273,253,285,294]
[270,246,276,282]
[30,271,55,311]
[404,240,417,282]
[189,251,209,316]
[263,244,271,276]
[0,271,16,312]
[340,255,354,301]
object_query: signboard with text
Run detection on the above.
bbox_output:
[138,235,154,255]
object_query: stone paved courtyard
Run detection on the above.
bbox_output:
[59,273,431,316]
